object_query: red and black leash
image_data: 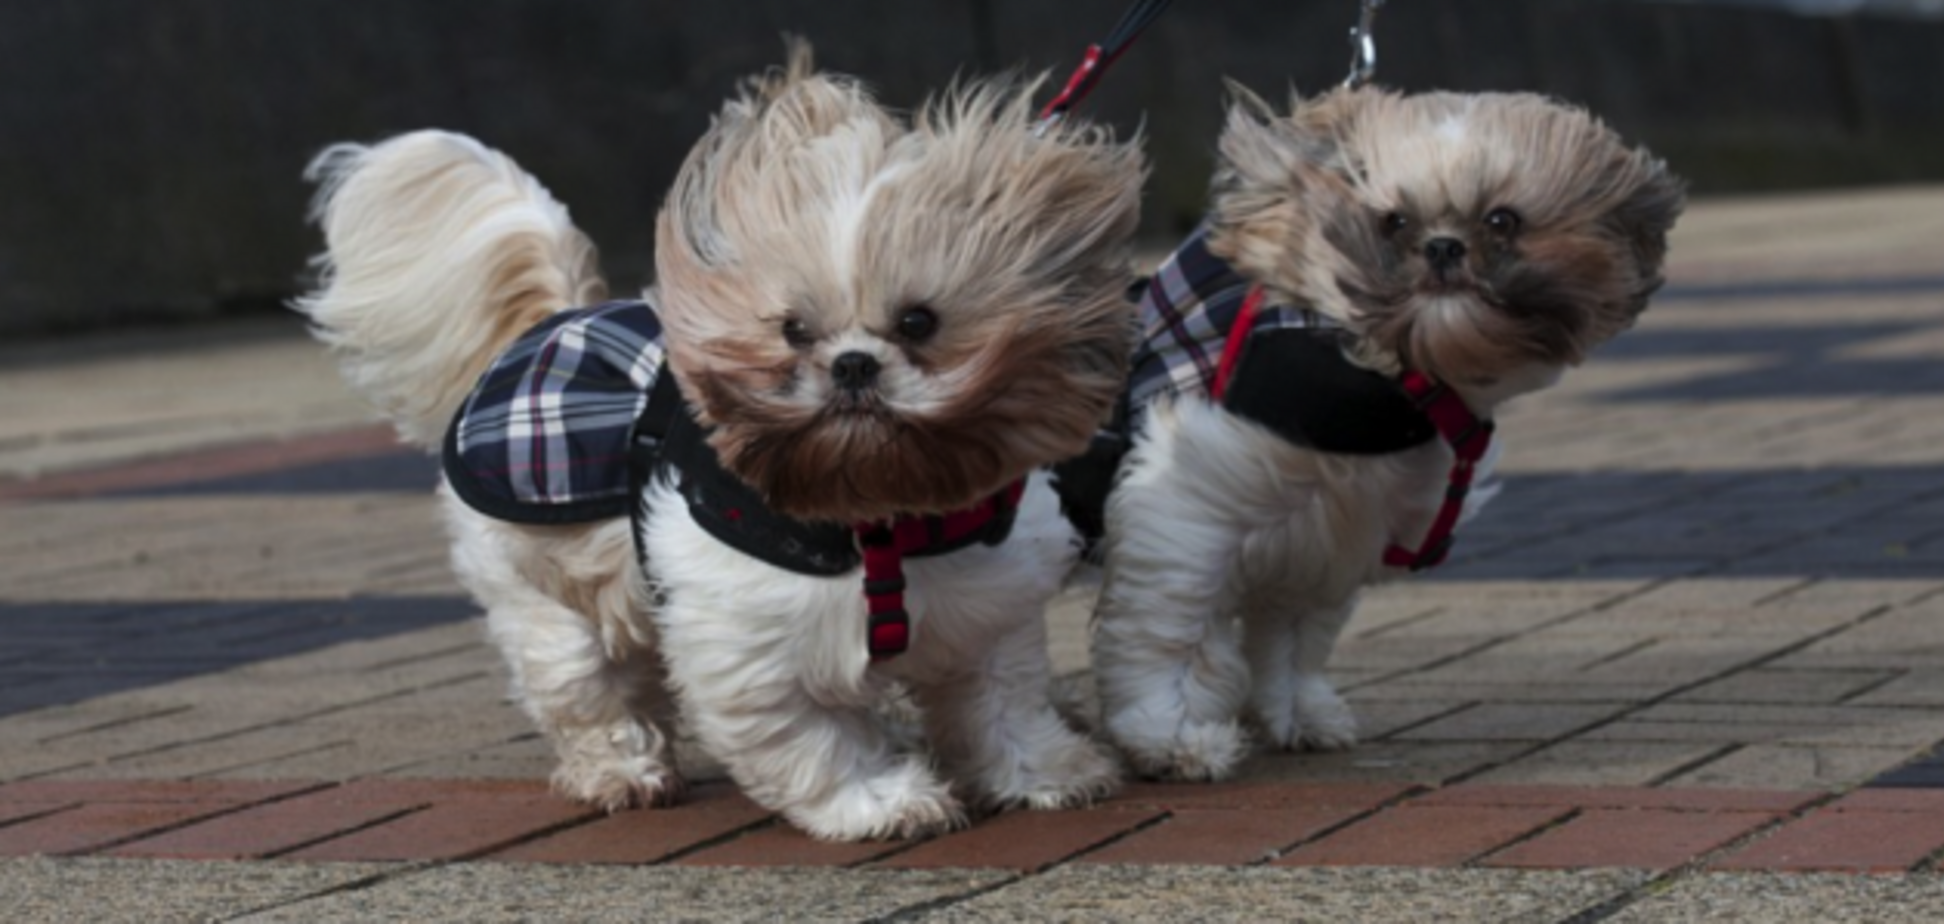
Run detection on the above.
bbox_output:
[1037,0,1175,126]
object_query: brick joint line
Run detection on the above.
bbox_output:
[1552,789,1846,924]
[59,782,336,857]
[1259,784,1435,864]
[1433,601,1906,788]
[1466,807,1585,868]
[258,804,432,861]
[868,811,1180,924]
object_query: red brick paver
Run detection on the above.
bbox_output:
[1075,807,1364,866]
[0,804,233,857]
[1275,805,1573,868]
[672,825,910,868]
[1113,781,1415,811]
[4,777,1943,874]
[1711,809,1944,873]
[877,807,1163,871]
[282,781,598,862]
[1482,808,1780,871]
[491,785,770,865]
[0,781,315,858]
[110,784,432,860]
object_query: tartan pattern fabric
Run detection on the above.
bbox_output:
[1126,224,1335,411]
[445,299,665,522]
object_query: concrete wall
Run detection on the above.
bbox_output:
[4,0,1939,335]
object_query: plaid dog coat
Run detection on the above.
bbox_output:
[1053,225,1444,541]
[442,298,1022,659]
[444,300,665,525]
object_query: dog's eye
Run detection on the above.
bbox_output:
[1380,212,1410,236]
[781,317,813,348]
[1484,208,1523,236]
[896,306,939,343]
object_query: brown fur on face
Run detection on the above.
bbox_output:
[1207,84,1685,385]
[655,44,1147,522]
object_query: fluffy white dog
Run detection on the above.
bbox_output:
[1083,84,1685,781]
[298,48,1145,840]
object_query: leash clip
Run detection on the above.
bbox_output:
[1344,0,1386,89]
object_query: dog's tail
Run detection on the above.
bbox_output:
[295,130,606,451]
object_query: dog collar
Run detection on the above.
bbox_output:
[629,369,1024,661]
[1216,285,1492,572]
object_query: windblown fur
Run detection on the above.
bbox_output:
[297,131,606,449]
[1091,85,1684,781]
[657,48,1145,522]
[298,46,1146,840]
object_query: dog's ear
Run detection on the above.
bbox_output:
[1214,80,1310,196]
[1607,153,1686,311]
[1208,83,1361,294]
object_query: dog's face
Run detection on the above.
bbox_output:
[656,50,1145,522]
[1209,86,1685,390]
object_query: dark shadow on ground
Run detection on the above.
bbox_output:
[100,449,1944,583]
[0,596,476,719]
[1440,464,1944,582]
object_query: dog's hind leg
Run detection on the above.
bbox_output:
[451,508,683,812]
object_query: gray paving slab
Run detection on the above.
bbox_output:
[916,865,1648,923]
[1608,872,1944,924]
[238,863,1012,923]
[0,856,399,924]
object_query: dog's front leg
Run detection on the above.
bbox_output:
[1090,483,1255,774]
[656,597,965,842]
[1241,591,1360,752]
[911,617,1120,811]
[1091,402,1316,781]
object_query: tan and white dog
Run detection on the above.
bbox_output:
[299,47,1146,840]
[1087,84,1685,781]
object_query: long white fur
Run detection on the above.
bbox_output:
[1092,383,1521,781]
[300,129,1115,840]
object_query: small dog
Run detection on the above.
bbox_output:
[1084,84,1685,780]
[299,47,1145,839]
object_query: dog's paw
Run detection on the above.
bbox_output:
[1256,678,1359,753]
[787,758,967,842]
[1292,678,1359,751]
[990,736,1123,811]
[1112,719,1250,782]
[549,720,685,812]
[551,753,686,812]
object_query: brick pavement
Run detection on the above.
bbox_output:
[6,188,1944,918]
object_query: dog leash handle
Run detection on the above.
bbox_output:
[1037,0,1176,129]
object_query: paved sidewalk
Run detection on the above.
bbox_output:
[6,186,1944,920]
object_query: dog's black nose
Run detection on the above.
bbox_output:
[831,351,881,391]
[1424,237,1467,270]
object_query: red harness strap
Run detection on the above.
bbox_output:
[1209,285,1267,401]
[1381,372,1493,571]
[854,480,1027,661]
[1211,285,1492,573]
